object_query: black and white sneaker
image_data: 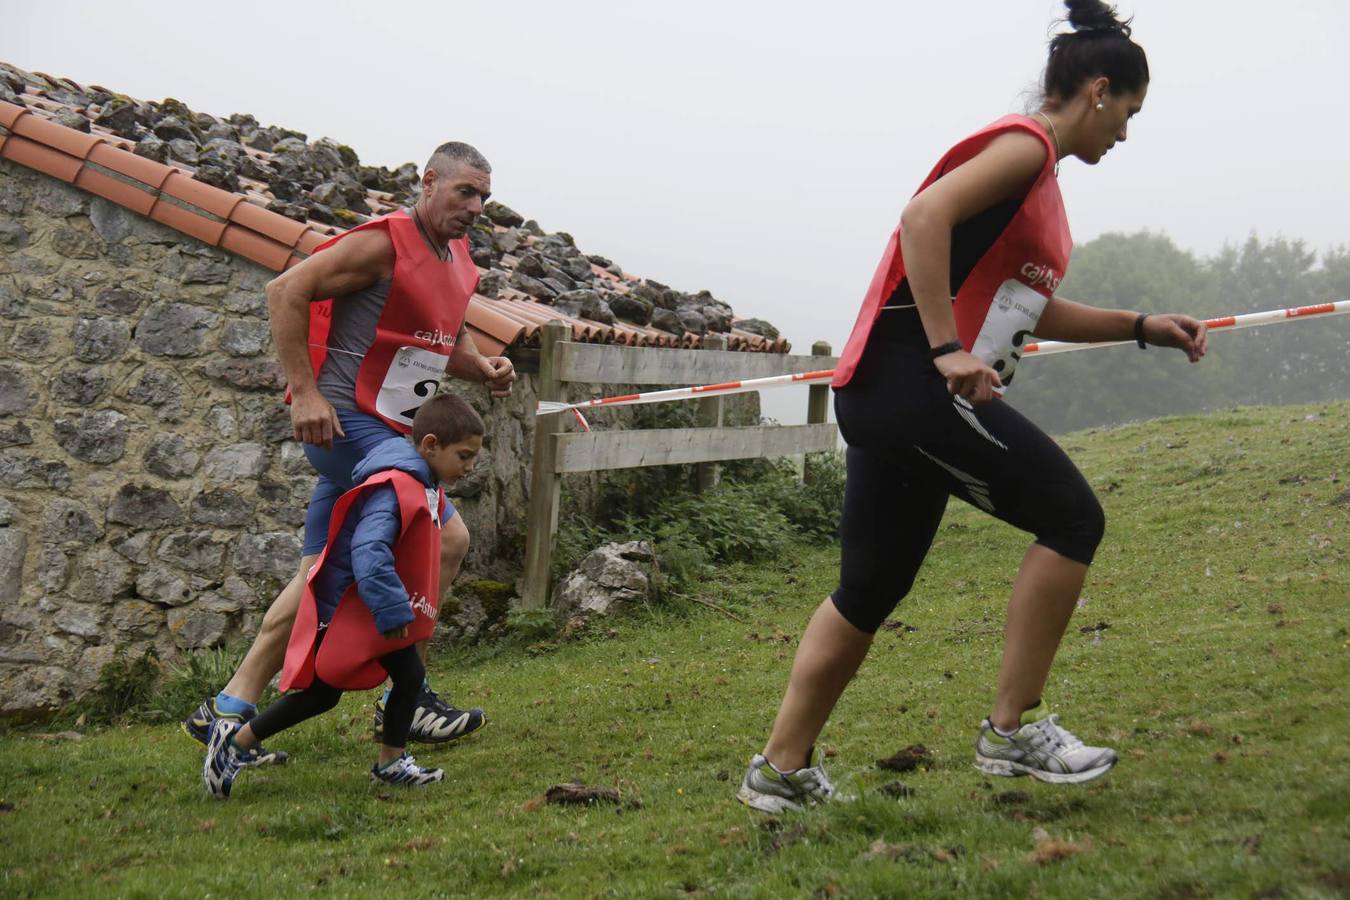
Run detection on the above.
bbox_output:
[370,752,444,787]
[374,686,486,745]
[203,719,258,799]
[182,697,288,766]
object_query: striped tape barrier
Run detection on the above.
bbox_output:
[536,299,1349,426]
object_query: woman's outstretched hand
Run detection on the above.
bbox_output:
[1144,314,1209,362]
[933,350,1004,404]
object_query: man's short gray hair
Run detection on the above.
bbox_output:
[426,141,491,175]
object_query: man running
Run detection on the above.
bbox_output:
[184,142,515,758]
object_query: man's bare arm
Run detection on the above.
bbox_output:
[266,228,394,447]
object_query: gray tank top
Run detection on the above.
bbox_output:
[316,278,393,411]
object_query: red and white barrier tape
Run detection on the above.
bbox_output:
[536,299,1349,427]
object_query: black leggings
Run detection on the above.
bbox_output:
[248,637,425,748]
[830,325,1105,634]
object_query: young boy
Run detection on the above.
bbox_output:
[204,393,484,798]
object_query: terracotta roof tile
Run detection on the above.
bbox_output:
[1,134,84,182]
[465,296,527,346]
[465,325,506,358]
[293,229,327,256]
[158,169,243,220]
[11,110,103,160]
[219,224,294,271]
[149,193,230,246]
[229,200,309,249]
[0,99,26,130]
[85,141,174,191]
[74,164,159,215]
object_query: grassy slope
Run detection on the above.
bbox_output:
[1,402,1346,899]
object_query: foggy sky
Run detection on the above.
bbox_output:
[6,1,1347,421]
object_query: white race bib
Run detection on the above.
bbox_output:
[970,279,1048,391]
[375,346,450,426]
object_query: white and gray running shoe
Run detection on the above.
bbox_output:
[370,752,444,787]
[736,749,837,813]
[974,701,1117,785]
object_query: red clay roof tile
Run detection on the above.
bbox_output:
[465,297,527,345]
[11,111,104,160]
[465,325,506,358]
[293,230,327,256]
[85,141,174,191]
[158,170,242,220]
[1,134,83,182]
[0,100,26,130]
[229,200,310,249]
[73,166,159,215]
[219,224,294,271]
[149,194,229,246]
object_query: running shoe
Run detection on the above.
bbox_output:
[203,719,258,799]
[375,686,486,745]
[974,700,1118,784]
[182,697,288,765]
[370,752,444,787]
[736,749,837,813]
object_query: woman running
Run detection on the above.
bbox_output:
[739,0,1209,812]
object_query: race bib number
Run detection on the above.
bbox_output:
[971,279,1048,391]
[375,346,451,427]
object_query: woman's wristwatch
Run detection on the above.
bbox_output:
[928,340,964,361]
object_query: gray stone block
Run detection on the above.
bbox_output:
[108,484,184,529]
[0,527,27,605]
[54,409,129,464]
[203,441,270,482]
[37,547,69,592]
[41,498,101,545]
[73,317,132,362]
[135,568,194,606]
[134,301,220,357]
[143,432,201,479]
[0,220,29,249]
[0,365,31,416]
[219,319,270,356]
[157,532,225,572]
[0,495,16,525]
[232,532,302,581]
[89,198,136,243]
[0,451,72,490]
[167,606,229,649]
[51,224,102,260]
[49,367,111,406]
[189,489,255,527]
[54,603,104,638]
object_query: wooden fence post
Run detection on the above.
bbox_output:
[799,340,832,483]
[696,333,726,492]
[520,321,569,609]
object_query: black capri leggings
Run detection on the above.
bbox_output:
[248,635,425,748]
[830,326,1105,634]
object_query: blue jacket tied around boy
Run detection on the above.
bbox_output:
[310,436,451,635]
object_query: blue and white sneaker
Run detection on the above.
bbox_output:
[203,719,258,799]
[183,697,288,766]
[370,752,444,787]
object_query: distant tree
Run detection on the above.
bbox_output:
[1007,231,1349,433]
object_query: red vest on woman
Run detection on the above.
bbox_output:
[833,115,1071,391]
[303,210,479,432]
[280,469,443,692]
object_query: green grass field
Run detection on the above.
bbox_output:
[2,402,1347,899]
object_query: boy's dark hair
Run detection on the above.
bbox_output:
[412,393,484,445]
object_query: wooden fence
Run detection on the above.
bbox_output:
[520,320,839,608]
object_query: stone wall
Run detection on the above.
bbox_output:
[0,161,529,714]
[0,160,763,716]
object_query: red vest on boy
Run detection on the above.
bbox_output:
[280,469,443,692]
[301,210,479,433]
[833,115,1072,391]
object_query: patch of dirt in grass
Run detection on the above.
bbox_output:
[876,744,932,773]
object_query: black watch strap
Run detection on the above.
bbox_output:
[1134,313,1149,349]
[928,340,964,361]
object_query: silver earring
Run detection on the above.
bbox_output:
[1095,102,1104,110]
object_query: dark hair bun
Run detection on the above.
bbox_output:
[1064,0,1132,37]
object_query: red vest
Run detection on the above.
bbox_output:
[833,116,1072,391]
[303,210,479,433]
[280,469,443,692]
